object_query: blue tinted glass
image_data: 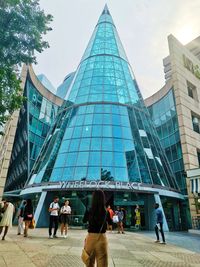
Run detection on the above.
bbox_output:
[124,140,135,151]
[50,168,63,181]
[113,126,122,138]
[64,128,74,139]
[89,151,101,166]
[54,154,67,168]
[72,127,82,138]
[102,125,112,137]
[87,167,100,180]
[69,139,80,152]
[74,167,87,179]
[103,114,111,124]
[77,152,89,166]
[122,127,132,139]
[102,152,113,166]
[114,152,126,167]
[113,138,124,152]
[82,125,92,137]
[92,125,102,137]
[59,140,70,153]
[65,153,77,166]
[112,114,121,125]
[79,138,90,151]
[93,114,103,124]
[76,115,85,126]
[91,138,101,150]
[86,105,94,113]
[102,138,112,151]
[115,167,128,181]
[84,114,93,125]
[62,167,74,180]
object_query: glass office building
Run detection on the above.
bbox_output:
[17,5,185,230]
[4,66,62,193]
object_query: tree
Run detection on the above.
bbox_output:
[0,0,53,133]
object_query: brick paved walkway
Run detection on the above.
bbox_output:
[0,227,200,267]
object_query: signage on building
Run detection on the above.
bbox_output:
[60,180,142,191]
[183,54,200,79]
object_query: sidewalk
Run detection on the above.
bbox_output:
[0,227,200,267]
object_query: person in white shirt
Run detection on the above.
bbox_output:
[60,200,71,238]
[48,196,60,238]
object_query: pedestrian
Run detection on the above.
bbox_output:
[82,190,108,267]
[106,205,114,232]
[49,196,60,239]
[115,207,125,234]
[17,200,26,235]
[23,199,34,237]
[154,203,166,244]
[0,199,15,240]
[60,200,71,238]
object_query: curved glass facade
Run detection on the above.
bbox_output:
[148,89,186,193]
[5,75,59,191]
[28,6,179,191]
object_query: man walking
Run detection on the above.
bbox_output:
[154,203,166,244]
[49,196,60,239]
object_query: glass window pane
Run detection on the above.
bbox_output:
[69,139,80,152]
[91,138,101,150]
[102,138,112,151]
[114,152,126,167]
[113,126,122,138]
[115,167,128,181]
[82,125,92,137]
[59,140,70,153]
[102,125,112,137]
[79,138,90,151]
[89,151,101,166]
[65,153,77,166]
[77,151,89,166]
[72,127,82,138]
[113,138,124,152]
[64,128,74,139]
[102,152,113,166]
[54,154,67,168]
[74,167,87,179]
[87,167,100,180]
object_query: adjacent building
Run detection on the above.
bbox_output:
[145,34,200,227]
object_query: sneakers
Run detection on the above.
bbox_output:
[64,235,67,239]
[160,241,166,244]
[53,235,58,238]
[49,235,53,239]
[154,240,160,243]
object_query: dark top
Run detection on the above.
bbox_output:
[24,205,33,221]
[83,208,109,233]
[155,208,163,223]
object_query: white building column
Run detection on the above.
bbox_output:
[154,193,169,232]
[34,191,47,226]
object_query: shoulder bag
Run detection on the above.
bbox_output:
[81,212,107,265]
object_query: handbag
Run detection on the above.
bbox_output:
[29,218,35,229]
[112,215,119,223]
[81,212,107,265]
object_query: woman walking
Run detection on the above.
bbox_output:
[23,199,33,237]
[82,190,108,267]
[0,200,14,240]
[60,200,71,238]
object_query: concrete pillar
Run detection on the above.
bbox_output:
[34,191,48,227]
[154,193,169,231]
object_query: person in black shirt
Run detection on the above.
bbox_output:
[83,190,108,267]
[23,199,33,237]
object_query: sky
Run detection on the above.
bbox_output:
[34,0,200,99]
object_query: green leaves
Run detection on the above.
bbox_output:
[0,0,53,133]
